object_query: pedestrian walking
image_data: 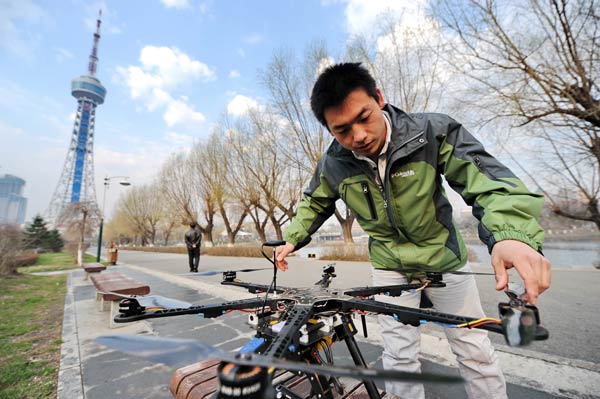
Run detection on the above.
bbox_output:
[184,223,201,272]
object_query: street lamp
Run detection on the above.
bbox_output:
[96,176,131,262]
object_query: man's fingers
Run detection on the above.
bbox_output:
[275,243,294,272]
[539,256,551,294]
[492,260,509,291]
[515,260,540,304]
[276,259,288,271]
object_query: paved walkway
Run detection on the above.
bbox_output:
[55,250,600,398]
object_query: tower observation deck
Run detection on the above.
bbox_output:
[47,10,106,225]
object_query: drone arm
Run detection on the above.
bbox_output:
[221,280,288,294]
[341,298,506,332]
[343,283,425,298]
[342,298,549,341]
[115,297,279,323]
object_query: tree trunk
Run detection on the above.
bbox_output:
[335,209,355,243]
[270,215,283,240]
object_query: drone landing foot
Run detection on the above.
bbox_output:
[336,314,382,399]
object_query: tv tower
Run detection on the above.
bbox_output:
[47,10,106,225]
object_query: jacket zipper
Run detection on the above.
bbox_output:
[383,131,426,238]
[361,182,377,220]
[473,155,497,180]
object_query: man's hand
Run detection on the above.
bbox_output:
[491,239,551,305]
[275,242,295,271]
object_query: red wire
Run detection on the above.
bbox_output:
[468,320,501,328]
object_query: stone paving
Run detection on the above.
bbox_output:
[56,255,597,398]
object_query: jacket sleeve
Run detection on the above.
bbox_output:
[434,115,545,252]
[284,157,339,250]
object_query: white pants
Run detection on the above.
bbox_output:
[372,266,507,399]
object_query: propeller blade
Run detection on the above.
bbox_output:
[99,292,193,309]
[135,295,192,309]
[398,269,495,276]
[97,335,219,366]
[180,268,271,277]
[449,271,495,276]
[97,335,463,384]
[183,271,220,276]
[236,268,271,273]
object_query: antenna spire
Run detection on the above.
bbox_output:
[88,9,102,76]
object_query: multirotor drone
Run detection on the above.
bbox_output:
[98,241,549,399]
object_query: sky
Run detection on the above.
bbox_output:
[0,0,432,222]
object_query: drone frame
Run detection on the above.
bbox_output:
[113,262,548,399]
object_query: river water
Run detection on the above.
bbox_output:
[298,240,600,270]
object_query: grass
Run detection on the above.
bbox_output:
[0,273,66,399]
[18,251,109,274]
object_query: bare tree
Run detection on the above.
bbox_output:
[117,184,162,246]
[160,152,216,246]
[157,192,180,245]
[192,130,247,245]
[225,111,294,240]
[59,202,98,265]
[346,12,449,113]
[261,46,356,242]
[435,0,600,227]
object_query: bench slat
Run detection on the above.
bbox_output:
[82,262,106,273]
[90,272,150,301]
[169,360,386,399]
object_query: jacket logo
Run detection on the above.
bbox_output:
[391,170,415,178]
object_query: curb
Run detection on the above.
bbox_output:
[57,271,84,399]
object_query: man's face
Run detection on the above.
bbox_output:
[324,88,386,160]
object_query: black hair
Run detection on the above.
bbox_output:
[310,62,379,128]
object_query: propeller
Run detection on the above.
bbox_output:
[99,292,192,309]
[96,335,463,384]
[180,268,271,277]
[400,269,496,276]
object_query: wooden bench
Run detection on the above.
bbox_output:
[89,271,150,328]
[170,359,391,399]
[81,262,107,279]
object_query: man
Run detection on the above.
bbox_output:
[185,222,201,272]
[275,63,551,398]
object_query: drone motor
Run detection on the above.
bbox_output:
[216,361,272,399]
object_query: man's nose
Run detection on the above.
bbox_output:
[353,126,367,143]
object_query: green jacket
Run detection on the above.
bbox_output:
[284,104,545,272]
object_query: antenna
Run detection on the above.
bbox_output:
[88,9,102,76]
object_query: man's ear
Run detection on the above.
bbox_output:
[376,88,385,109]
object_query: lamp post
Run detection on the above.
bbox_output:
[96,176,131,262]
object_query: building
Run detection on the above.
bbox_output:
[0,174,28,225]
[46,10,106,225]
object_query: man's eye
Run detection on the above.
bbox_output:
[360,115,370,123]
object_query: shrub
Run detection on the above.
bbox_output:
[319,243,369,261]
[0,225,23,275]
[13,252,39,267]
[124,244,268,258]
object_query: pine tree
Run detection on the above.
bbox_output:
[45,229,65,253]
[23,215,51,251]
